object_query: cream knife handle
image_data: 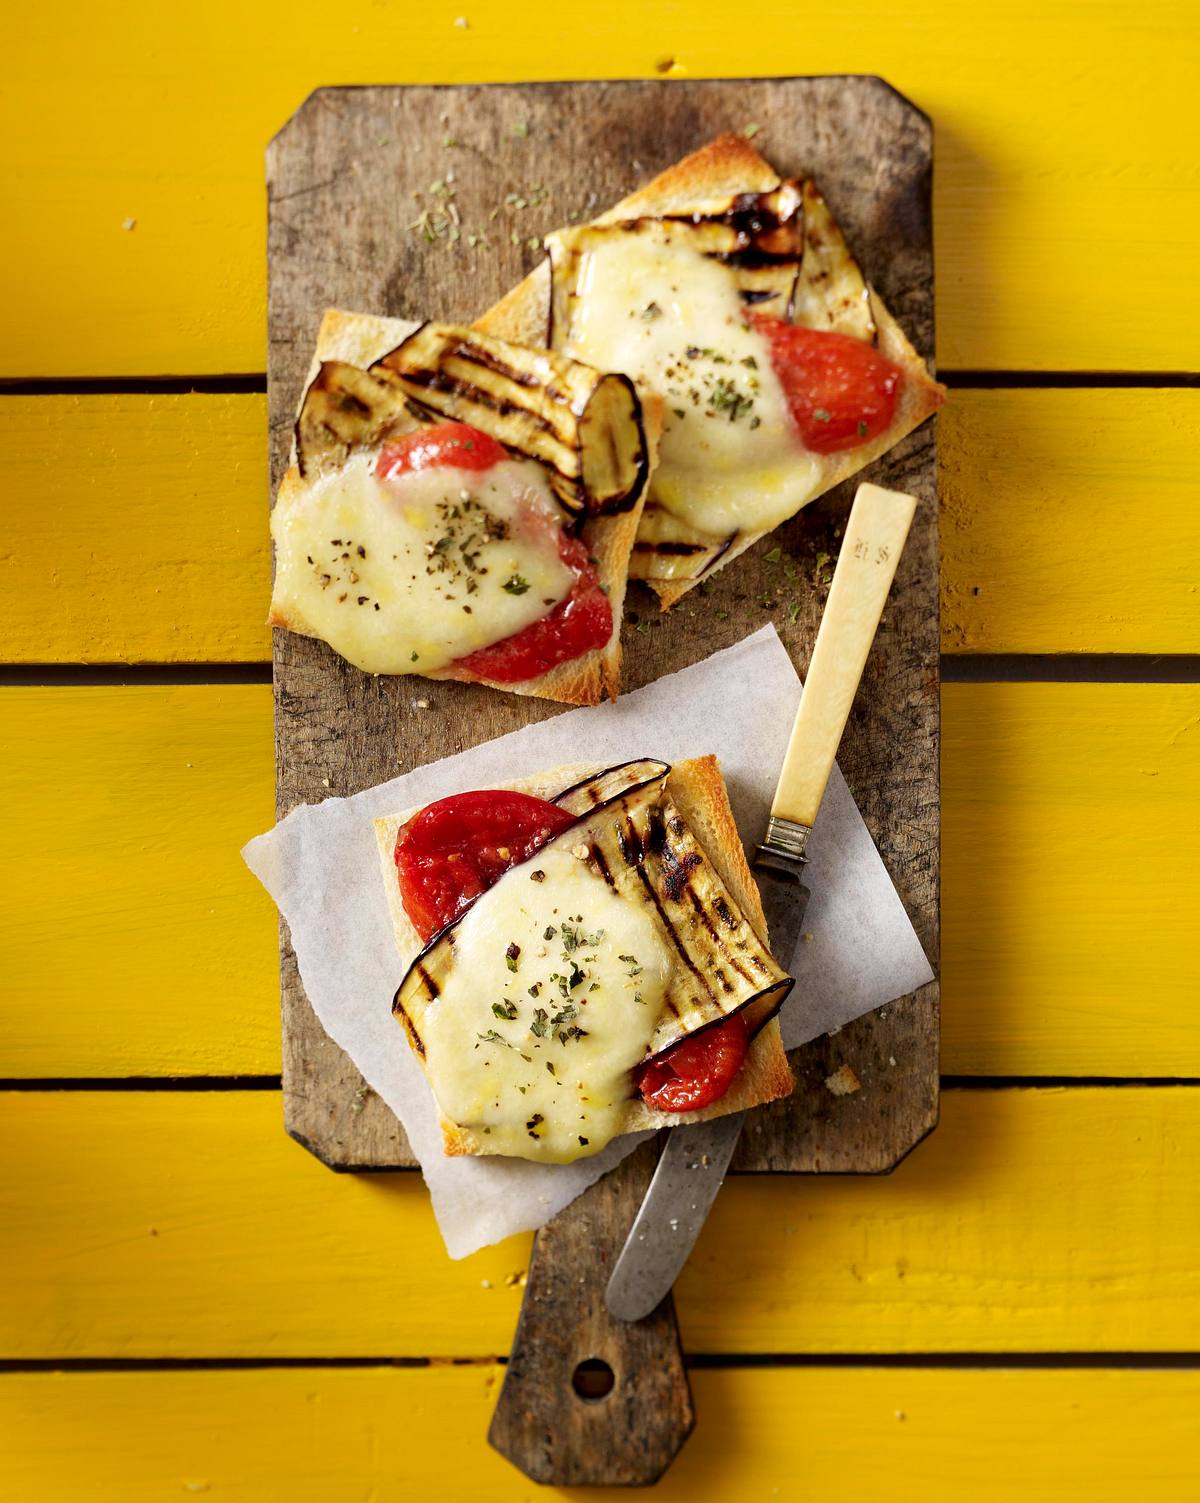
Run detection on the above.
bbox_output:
[772,483,918,829]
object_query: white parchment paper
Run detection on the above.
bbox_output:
[243,627,933,1257]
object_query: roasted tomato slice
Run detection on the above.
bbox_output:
[393,789,576,940]
[750,314,904,454]
[375,420,508,480]
[636,1010,750,1112]
[451,530,612,685]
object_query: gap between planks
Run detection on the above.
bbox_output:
[2,1077,1198,1093]
[2,371,1198,395]
[1,1352,1197,1373]
[4,656,1200,687]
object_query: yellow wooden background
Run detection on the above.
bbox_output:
[3,2,1199,1497]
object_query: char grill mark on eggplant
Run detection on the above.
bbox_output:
[294,360,416,478]
[550,758,669,816]
[791,180,877,344]
[629,502,738,582]
[394,997,426,1058]
[392,761,793,1068]
[370,322,649,517]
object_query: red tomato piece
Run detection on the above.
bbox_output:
[375,420,508,481]
[750,314,904,454]
[394,789,577,940]
[636,1011,750,1112]
[451,529,613,685]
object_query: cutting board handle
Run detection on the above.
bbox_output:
[772,482,918,830]
[489,1140,694,1485]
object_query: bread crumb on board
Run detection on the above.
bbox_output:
[824,1064,862,1097]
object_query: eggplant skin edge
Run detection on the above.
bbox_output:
[370,322,650,519]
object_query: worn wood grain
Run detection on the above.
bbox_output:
[3,681,1196,1081]
[489,1140,694,1484]
[268,77,940,1183]
[3,1088,1197,1358]
[6,1365,1200,1503]
[5,2,1199,377]
[6,389,1199,663]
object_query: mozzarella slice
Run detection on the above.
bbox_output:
[422,849,672,1162]
[270,454,575,675]
[554,228,821,538]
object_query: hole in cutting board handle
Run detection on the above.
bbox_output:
[572,1357,615,1401]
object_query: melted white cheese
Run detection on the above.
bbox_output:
[271,455,575,674]
[422,849,672,1162]
[560,232,821,538]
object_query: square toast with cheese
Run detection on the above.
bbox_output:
[374,754,794,1161]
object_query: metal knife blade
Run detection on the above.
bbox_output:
[605,481,919,1324]
[605,872,809,1322]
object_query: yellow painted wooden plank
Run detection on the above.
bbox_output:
[942,682,1200,1076]
[8,388,1199,662]
[4,682,1197,1078]
[941,389,1200,653]
[2,2,1198,376]
[0,395,270,663]
[6,1366,1199,1502]
[1,1088,1196,1357]
[0,687,278,1077]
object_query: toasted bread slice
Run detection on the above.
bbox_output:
[270,308,655,706]
[477,133,944,609]
[374,754,794,1159]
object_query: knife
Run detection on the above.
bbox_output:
[605,481,919,1322]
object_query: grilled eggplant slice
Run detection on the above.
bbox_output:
[369,321,648,517]
[630,500,736,581]
[394,760,793,1066]
[792,180,876,343]
[294,360,414,478]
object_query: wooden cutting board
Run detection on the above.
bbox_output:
[267,76,939,1485]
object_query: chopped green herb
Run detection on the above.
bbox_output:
[640,301,663,321]
[503,574,530,595]
[543,925,557,941]
[477,1029,513,1048]
[505,942,521,973]
[857,418,870,436]
[813,408,832,423]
